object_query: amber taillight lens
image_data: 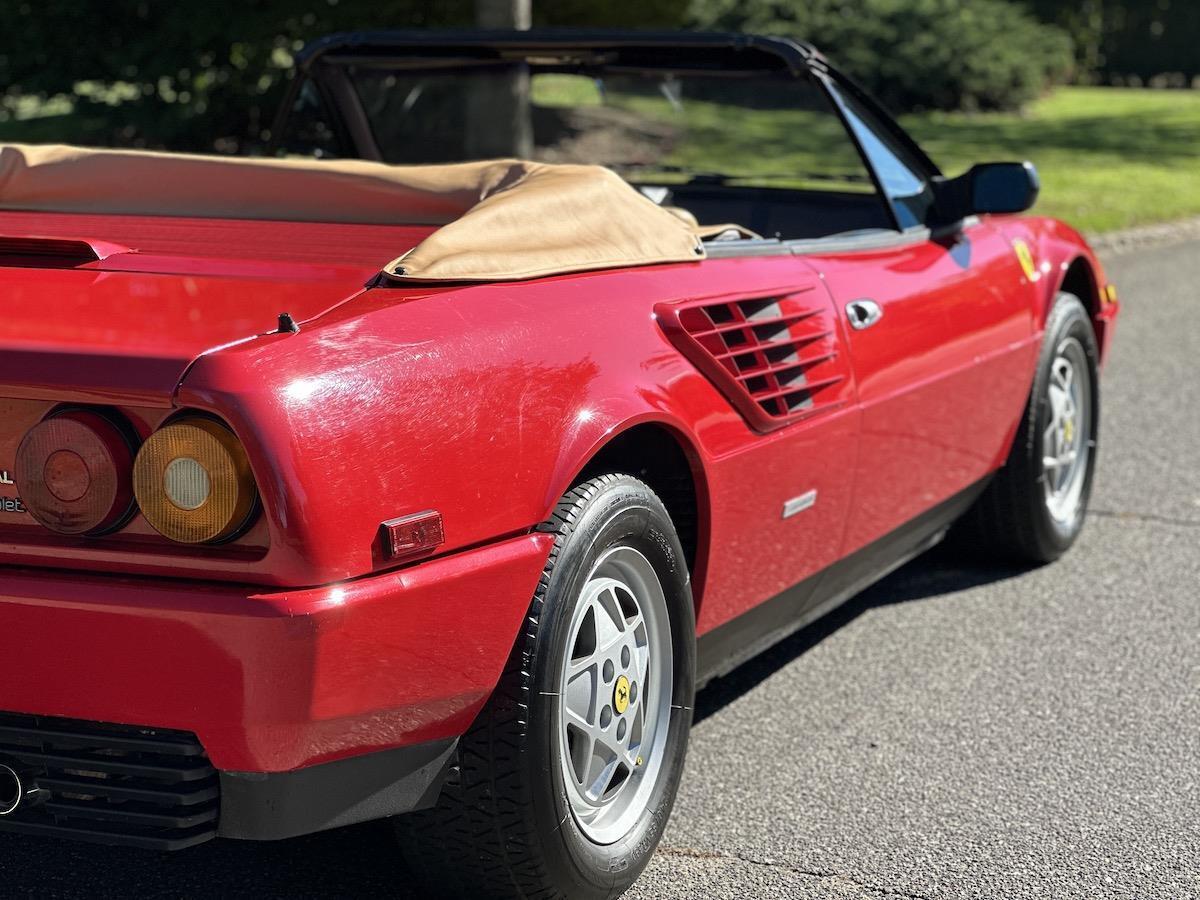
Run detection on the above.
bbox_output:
[132,417,257,544]
[15,409,136,535]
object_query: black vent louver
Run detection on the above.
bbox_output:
[0,711,218,850]
[0,236,104,268]
[657,284,853,432]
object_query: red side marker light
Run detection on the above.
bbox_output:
[381,510,444,562]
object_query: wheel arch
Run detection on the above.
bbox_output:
[1056,254,1117,358]
[1057,255,1101,320]
[998,217,1109,343]
[547,418,711,617]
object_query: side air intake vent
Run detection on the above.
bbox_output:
[657,285,854,432]
[0,711,218,850]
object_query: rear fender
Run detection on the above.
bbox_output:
[175,266,752,589]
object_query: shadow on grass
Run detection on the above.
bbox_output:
[6,94,1194,168]
[905,108,1200,168]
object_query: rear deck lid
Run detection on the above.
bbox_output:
[0,211,437,405]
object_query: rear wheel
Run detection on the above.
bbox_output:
[396,474,695,899]
[956,292,1100,562]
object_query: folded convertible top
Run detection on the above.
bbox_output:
[0,144,712,282]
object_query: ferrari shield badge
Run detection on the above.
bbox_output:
[1013,239,1039,281]
[613,675,631,714]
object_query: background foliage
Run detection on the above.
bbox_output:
[0,1,687,152]
[1023,0,1200,86]
[0,0,1194,155]
[687,0,1072,113]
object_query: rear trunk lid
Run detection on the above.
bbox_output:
[0,210,437,405]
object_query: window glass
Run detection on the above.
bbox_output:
[344,65,897,240]
[349,66,877,192]
[832,87,936,229]
[277,79,341,158]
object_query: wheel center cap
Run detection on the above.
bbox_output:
[613,675,630,714]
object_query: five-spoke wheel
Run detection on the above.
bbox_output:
[1042,336,1092,524]
[558,547,672,844]
[955,291,1100,562]
[397,474,695,900]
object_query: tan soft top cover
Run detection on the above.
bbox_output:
[0,144,721,281]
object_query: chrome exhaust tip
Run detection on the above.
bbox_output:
[0,762,39,816]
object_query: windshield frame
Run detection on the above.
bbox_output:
[270,30,816,160]
[270,30,940,237]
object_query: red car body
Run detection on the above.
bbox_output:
[0,32,1118,850]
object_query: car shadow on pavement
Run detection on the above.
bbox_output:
[0,551,1032,899]
[694,549,1034,724]
[0,818,424,899]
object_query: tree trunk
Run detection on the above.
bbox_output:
[475,0,531,29]
[467,0,533,159]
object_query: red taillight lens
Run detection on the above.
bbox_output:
[15,409,136,535]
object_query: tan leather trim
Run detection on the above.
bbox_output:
[0,144,718,282]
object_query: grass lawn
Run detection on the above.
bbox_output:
[631,85,1200,234]
[903,87,1200,234]
[2,86,1197,234]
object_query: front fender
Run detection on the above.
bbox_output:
[993,215,1118,365]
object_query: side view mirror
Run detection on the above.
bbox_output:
[930,161,1040,226]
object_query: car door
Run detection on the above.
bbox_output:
[806,78,1038,555]
[657,264,861,638]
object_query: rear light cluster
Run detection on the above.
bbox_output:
[16,410,135,535]
[133,418,257,544]
[15,410,258,545]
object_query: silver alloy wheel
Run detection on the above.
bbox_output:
[557,545,673,845]
[1042,336,1092,524]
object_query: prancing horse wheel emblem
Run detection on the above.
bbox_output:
[613,675,631,714]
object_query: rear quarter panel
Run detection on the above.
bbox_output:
[180,256,843,614]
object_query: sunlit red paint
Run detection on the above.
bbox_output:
[0,207,1115,773]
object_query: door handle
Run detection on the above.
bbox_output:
[846,299,883,330]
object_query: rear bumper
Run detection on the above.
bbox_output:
[217,735,457,841]
[0,532,551,843]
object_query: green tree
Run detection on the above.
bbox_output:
[0,1,480,151]
[687,0,1074,112]
[0,0,1073,150]
[535,0,688,28]
[1023,0,1200,83]
[0,0,687,152]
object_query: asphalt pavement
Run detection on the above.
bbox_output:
[1,240,1197,899]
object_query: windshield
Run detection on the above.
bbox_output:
[281,59,907,240]
[346,64,874,194]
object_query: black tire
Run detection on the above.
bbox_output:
[955,292,1100,563]
[396,474,696,899]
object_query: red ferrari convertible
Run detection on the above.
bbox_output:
[0,31,1117,899]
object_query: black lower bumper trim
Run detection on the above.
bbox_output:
[217,737,457,841]
[0,816,215,851]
